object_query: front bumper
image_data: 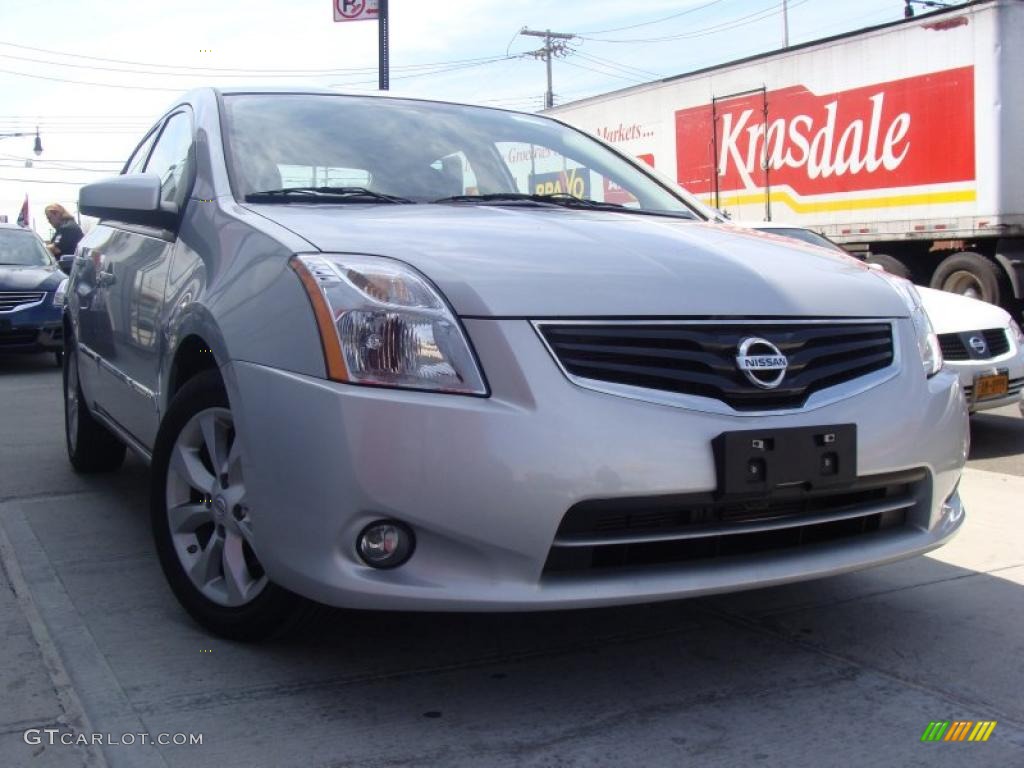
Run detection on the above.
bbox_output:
[0,297,62,353]
[946,352,1024,412]
[227,319,968,612]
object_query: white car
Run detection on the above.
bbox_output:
[751,223,1023,415]
[917,287,1024,413]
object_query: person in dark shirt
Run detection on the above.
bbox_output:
[44,203,84,258]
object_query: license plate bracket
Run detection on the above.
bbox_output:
[973,372,1009,401]
[713,424,857,497]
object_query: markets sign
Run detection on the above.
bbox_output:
[674,67,975,201]
[334,0,378,22]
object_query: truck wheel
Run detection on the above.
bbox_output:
[866,254,910,280]
[930,252,1004,305]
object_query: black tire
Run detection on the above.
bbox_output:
[63,339,126,473]
[150,369,317,641]
[930,251,1005,306]
[866,254,911,280]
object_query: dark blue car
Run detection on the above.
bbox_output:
[0,223,66,366]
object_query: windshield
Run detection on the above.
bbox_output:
[0,229,52,267]
[222,94,700,217]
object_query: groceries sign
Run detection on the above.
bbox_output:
[674,67,975,202]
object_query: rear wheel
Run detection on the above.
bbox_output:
[151,370,315,641]
[930,251,1004,305]
[63,341,126,472]
[866,253,911,280]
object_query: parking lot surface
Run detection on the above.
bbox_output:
[2,354,1022,768]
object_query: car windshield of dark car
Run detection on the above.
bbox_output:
[0,230,52,266]
[222,94,700,218]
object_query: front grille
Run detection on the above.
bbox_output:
[539,321,894,411]
[0,291,45,312]
[544,469,925,574]
[938,329,1010,361]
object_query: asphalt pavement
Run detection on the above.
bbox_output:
[1,353,1022,768]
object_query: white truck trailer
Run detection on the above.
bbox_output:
[547,0,1024,313]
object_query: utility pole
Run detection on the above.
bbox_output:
[520,28,575,109]
[782,0,790,47]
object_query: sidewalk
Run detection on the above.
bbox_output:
[0,517,100,768]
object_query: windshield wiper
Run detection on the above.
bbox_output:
[432,192,696,218]
[245,186,415,204]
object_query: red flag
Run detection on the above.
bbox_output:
[16,195,29,227]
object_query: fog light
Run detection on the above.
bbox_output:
[357,520,414,568]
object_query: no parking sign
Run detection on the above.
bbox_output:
[333,0,379,22]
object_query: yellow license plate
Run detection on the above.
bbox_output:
[974,373,1009,400]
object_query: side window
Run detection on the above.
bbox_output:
[124,128,159,175]
[144,111,194,208]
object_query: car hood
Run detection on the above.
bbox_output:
[248,204,908,318]
[918,286,1011,334]
[0,264,63,292]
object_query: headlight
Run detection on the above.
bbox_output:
[876,273,942,377]
[53,278,69,307]
[1010,318,1024,348]
[290,253,487,395]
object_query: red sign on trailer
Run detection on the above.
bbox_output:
[334,0,378,22]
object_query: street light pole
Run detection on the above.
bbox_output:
[0,126,43,156]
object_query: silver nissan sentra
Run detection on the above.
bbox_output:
[63,88,967,640]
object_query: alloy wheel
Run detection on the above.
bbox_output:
[165,407,267,607]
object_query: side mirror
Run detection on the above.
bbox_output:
[79,174,179,231]
[58,254,74,275]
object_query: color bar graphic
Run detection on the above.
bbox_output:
[921,720,996,742]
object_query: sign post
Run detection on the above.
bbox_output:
[333,0,388,91]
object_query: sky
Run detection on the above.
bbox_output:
[0,0,911,235]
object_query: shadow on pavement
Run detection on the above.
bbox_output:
[969,409,1024,460]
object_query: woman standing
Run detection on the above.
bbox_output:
[44,203,84,260]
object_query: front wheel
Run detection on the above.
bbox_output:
[150,370,316,641]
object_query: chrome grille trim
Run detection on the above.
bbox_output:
[533,318,903,416]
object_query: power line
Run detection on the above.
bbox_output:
[579,0,729,35]
[0,67,183,92]
[0,39,511,75]
[0,50,516,80]
[571,51,661,79]
[577,0,810,43]
[0,176,91,185]
[0,154,122,164]
[558,58,649,85]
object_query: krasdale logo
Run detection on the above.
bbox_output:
[675,67,975,198]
